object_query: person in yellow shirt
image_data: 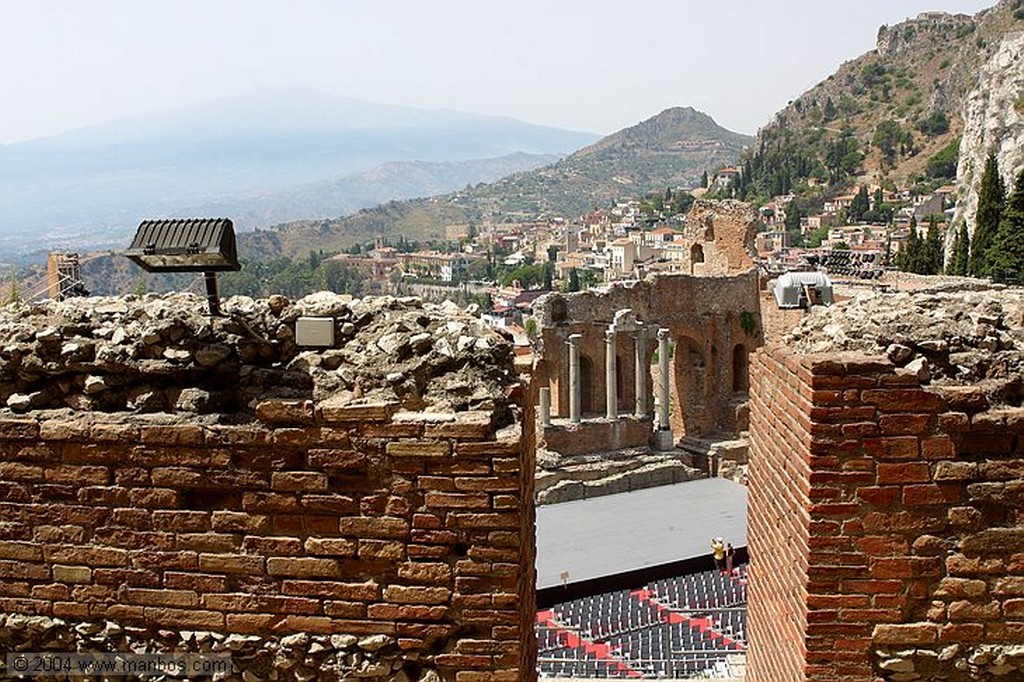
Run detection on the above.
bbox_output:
[711,537,725,573]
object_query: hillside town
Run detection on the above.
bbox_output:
[323,168,959,328]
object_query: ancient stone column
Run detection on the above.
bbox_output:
[653,327,674,450]
[635,328,647,418]
[539,386,551,427]
[658,328,671,430]
[568,334,582,424]
[606,328,617,420]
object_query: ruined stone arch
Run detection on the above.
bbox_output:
[690,244,705,274]
[579,354,595,415]
[672,335,708,437]
[732,344,748,393]
[616,354,627,412]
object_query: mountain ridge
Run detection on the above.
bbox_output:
[743,1,1023,198]
[0,86,598,259]
[246,106,751,260]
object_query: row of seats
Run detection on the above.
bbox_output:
[553,590,666,640]
[648,568,745,612]
[537,566,748,678]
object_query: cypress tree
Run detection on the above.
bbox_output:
[899,217,920,273]
[970,153,1006,276]
[989,169,1024,284]
[826,98,837,121]
[923,220,942,275]
[947,223,970,276]
[849,186,870,222]
[568,268,581,292]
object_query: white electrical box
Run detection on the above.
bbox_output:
[295,317,335,347]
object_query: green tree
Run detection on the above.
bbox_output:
[925,137,960,179]
[3,271,19,305]
[915,111,950,137]
[807,226,829,248]
[825,132,862,181]
[923,219,943,275]
[566,268,581,292]
[784,203,804,247]
[823,97,836,122]
[499,263,546,288]
[848,186,870,222]
[898,218,921,273]
[989,169,1024,284]
[946,223,970,276]
[970,153,1006,276]
[873,120,912,167]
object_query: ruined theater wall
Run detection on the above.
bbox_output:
[683,199,759,276]
[534,271,762,438]
[0,293,536,682]
[747,346,1024,682]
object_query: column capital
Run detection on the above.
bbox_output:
[567,333,582,346]
[605,328,616,343]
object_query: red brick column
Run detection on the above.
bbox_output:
[747,346,813,682]
[748,348,951,681]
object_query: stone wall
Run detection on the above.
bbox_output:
[0,293,535,682]
[747,288,1024,681]
[682,199,760,276]
[533,270,762,441]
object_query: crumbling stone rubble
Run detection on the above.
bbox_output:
[0,613,439,682]
[784,286,1024,404]
[0,292,516,424]
[874,644,1024,682]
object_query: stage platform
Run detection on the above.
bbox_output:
[535,478,747,601]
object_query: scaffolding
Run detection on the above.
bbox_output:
[36,252,89,302]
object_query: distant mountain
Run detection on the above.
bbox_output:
[0,85,597,258]
[458,107,751,220]
[251,107,752,258]
[178,151,560,232]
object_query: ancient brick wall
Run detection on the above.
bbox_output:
[746,346,812,682]
[0,293,535,682]
[682,199,759,276]
[748,344,1024,682]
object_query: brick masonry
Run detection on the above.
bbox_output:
[0,294,536,682]
[748,345,1024,682]
[0,404,534,681]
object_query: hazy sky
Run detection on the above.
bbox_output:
[0,0,996,144]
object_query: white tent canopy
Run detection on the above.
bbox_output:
[773,271,834,309]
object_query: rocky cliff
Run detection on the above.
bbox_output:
[953,30,1024,240]
[749,1,1023,193]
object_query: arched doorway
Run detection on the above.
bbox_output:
[732,345,748,393]
[580,355,594,415]
[672,336,707,437]
[690,244,705,274]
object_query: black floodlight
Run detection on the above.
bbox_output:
[125,218,241,316]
